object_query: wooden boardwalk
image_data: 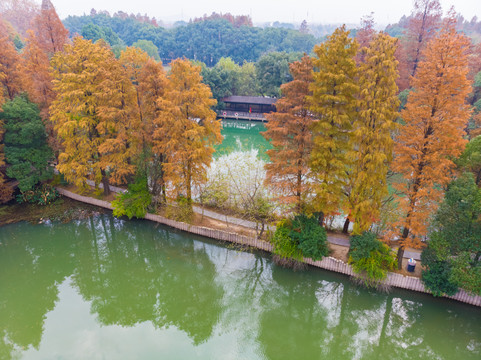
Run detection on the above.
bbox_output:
[56,187,481,307]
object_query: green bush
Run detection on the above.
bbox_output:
[16,184,60,205]
[271,214,328,264]
[349,232,396,288]
[112,178,152,219]
[272,219,303,261]
[421,260,458,297]
[290,214,328,260]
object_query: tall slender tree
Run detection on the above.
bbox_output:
[347,32,399,234]
[119,47,168,203]
[355,13,376,64]
[18,30,58,153]
[391,17,472,268]
[96,44,139,187]
[263,55,315,213]
[398,0,442,90]
[153,58,222,202]
[309,26,359,225]
[19,30,54,114]
[33,0,68,56]
[0,23,21,100]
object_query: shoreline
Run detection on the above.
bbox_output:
[23,187,478,307]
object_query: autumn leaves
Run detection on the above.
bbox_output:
[50,38,222,202]
[264,27,398,233]
[263,18,472,259]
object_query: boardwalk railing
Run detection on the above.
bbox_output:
[217,110,266,121]
[57,187,481,307]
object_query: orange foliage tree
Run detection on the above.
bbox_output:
[263,55,315,213]
[18,30,59,153]
[355,13,376,63]
[390,18,472,267]
[33,0,68,56]
[153,58,222,202]
[0,23,21,100]
[0,0,39,37]
[397,0,442,90]
[120,47,168,202]
[19,30,54,113]
[50,38,137,195]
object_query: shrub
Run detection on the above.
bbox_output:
[421,260,458,297]
[112,178,152,219]
[272,219,303,260]
[349,232,396,288]
[16,184,60,205]
[290,214,328,260]
[271,214,329,267]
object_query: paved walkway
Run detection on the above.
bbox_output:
[193,205,277,231]
[85,179,421,260]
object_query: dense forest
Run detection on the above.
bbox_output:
[61,11,318,66]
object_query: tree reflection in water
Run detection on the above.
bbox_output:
[0,215,480,359]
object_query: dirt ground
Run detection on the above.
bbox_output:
[329,243,349,262]
[190,212,259,238]
[394,257,423,278]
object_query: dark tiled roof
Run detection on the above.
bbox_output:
[221,96,277,105]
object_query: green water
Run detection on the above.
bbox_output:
[0,215,480,360]
[215,119,272,159]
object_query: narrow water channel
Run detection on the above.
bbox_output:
[0,215,479,359]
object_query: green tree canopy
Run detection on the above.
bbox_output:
[422,173,481,296]
[1,95,53,192]
[256,51,302,97]
[132,39,160,61]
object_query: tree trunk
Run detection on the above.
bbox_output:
[186,161,192,201]
[396,246,405,270]
[318,211,324,227]
[101,170,110,196]
[342,217,350,234]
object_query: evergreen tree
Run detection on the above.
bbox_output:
[1,95,53,192]
[422,173,481,296]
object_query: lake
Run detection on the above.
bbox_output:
[0,214,480,359]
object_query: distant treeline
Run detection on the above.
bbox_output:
[63,13,318,66]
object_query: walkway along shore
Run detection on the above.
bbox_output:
[56,187,481,307]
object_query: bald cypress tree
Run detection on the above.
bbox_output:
[263,55,315,213]
[347,32,399,234]
[309,26,359,225]
[391,18,472,268]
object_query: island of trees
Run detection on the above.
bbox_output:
[0,0,480,298]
